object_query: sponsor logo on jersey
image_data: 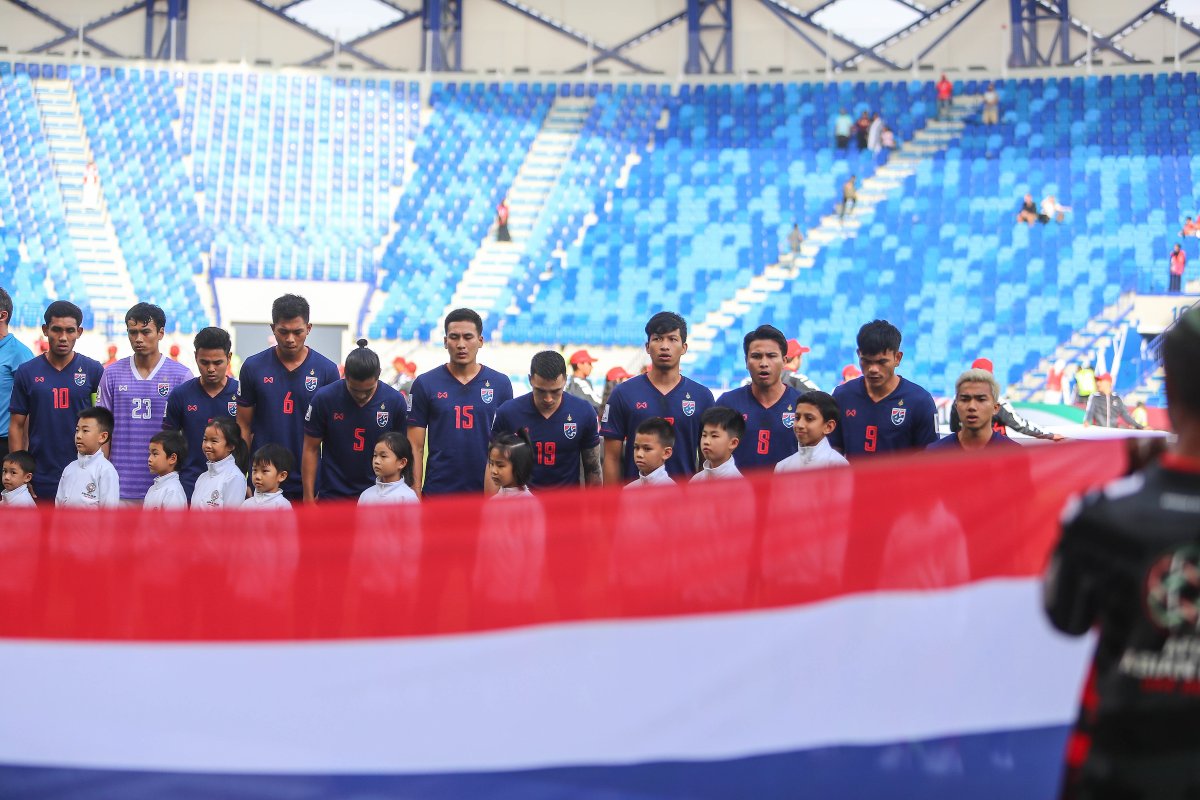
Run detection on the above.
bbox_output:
[783,412,795,429]
[187,404,199,412]
[682,400,696,417]
[158,382,171,397]
[118,385,128,392]
[34,376,45,383]
[74,372,87,386]
[333,412,345,421]
[437,391,449,399]
[564,422,577,439]
[891,407,906,426]
[227,401,237,416]
[304,372,318,392]
[636,401,649,410]
[377,411,389,428]
[845,409,857,417]
[263,376,274,384]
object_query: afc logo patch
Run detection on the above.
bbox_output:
[891,407,907,426]
[158,382,171,397]
[74,372,87,386]
[564,422,577,439]
[305,375,318,392]
[377,411,389,428]
[481,388,494,404]
[682,400,696,417]
[783,412,795,429]
[227,401,238,416]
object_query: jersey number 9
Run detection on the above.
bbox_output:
[865,424,878,452]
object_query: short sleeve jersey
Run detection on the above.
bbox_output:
[98,355,193,499]
[0,333,35,436]
[163,376,240,498]
[715,384,802,471]
[407,364,513,496]
[491,391,600,490]
[926,432,1021,451]
[236,347,341,497]
[304,380,409,499]
[600,373,715,479]
[9,353,104,498]
[828,375,938,457]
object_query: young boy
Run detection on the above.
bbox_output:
[1,450,36,507]
[144,430,188,510]
[775,391,850,472]
[56,407,120,508]
[691,406,745,481]
[247,443,294,509]
[625,417,676,489]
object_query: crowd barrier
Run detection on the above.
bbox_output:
[0,440,1129,799]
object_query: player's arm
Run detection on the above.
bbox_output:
[912,395,939,448]
[407,426,426,496]
[163,391,182,430]
[603,438,624,486]
[997,400,1055,439]
[1043,502,1101,635]
[582,443,603,486]
[236,404,255,450]
[97,372,112,459]
[8,413,27,452]
[301,434,322,505]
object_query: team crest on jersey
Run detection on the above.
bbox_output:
[158,382,171,397]
[227,401,237,416]
[377,411,389,428]
[564,414,577,440]
[74,371,87,386]
[682,400,696,417]
[304,370,318,392]
[783,412,795,429]
[481,380,494,404]
[891,407,906,426]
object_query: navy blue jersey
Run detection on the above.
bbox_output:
[828,375,938,457]
[926,431,1021,451]
[9,353,104,499]
[716,384,802,471]
[304,380,408,499]
[236,347,341,497]
[163,376,240,498]
[408,365,513,496]
[492,392,600,490]
[600,373,715,479]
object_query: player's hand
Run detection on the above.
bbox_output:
[1049,433,1066,442]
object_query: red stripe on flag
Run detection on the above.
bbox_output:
[0,441,1125,642]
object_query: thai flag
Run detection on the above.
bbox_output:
[0,442,1121,799]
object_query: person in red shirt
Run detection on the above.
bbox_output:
[1170,243,1187,293]
[936,74,953,118]
[1179,216,1198,237]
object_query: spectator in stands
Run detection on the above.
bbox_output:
[1132,400,1150,429]
[602,366,630,410]
[1045,358,1066,404]
[1179,216,1198,237]
[834,108,853,149]
[880,126,896,151]
[496,199,511,242]
[839,175,857,221]
[102,343,118,367]
[1170,243,1186,293]
[1016,193,1039,225]
[1073,363,1097,405]
[867,112,884,154]
[787,224,804,258]
[841,364,862,384]
[783,339,818,394]
[981,82,1000,125]
[82,160,100,210]
[1041,194,1071,223]
[0,287,34,461]
[565,349,603,415]
[855,111,871,150]
[1084,374,1144,429]
[168,343,181,361]
[936,74,954,118]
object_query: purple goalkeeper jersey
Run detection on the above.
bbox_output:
[98,355,193,499]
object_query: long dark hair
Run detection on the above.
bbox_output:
[206,417,250,474]
[376,431,415,487]
[488,429,534,488]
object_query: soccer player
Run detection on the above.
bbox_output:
[236,294,340,500]
[716,325,802,471]
[1044,304,1200,798]
[601,311,714,483]
[828,319,937,456]
[164,327,240,499]
[406,308,513,496]
[0,287,34,460]
[302,340,408,503]
[98,303,192,501]
[928,368,1021,452]
[490,350,601,492]
[949,357,1064,441]
[8,301,104,501]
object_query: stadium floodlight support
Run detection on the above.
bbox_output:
[756,0,903,72]
[685,0,733,74]
[235,0,390,68]
[907,0,990,70]
[834,0,961,71]
[5,0,125,57]
[1148,3,1200,65]
[1009,0,1071,67]
[302,4,421,67]
[423,0,461,72]
[563,12,687,74]
[489,0,657,73]
[144,0,188,61]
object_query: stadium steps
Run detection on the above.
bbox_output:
[1012,291,1137,402]
[32,78,135,319]
[687,97,982,352]
[439,96,594,323]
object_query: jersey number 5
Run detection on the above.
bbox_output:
[455,405,475,429]
[864,424,878,452]
[353,427,365,452]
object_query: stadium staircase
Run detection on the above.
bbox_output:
[32,77,134,319]
[441,95,594,321]
[687,97,982,356]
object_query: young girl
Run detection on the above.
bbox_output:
[191,417,249,510]
[487,430,534,499]
[358,432,419,505]
[247,443,293,510]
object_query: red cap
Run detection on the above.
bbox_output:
[971,357,994,373]
[107,344,118,354]
[1097,373,1113,383]
[169,344,181,358]
[786,339,810,359]
[569,349,597,365]
[606,366,631,382]
[842,364,862,380]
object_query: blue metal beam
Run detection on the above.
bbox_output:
[490,0,655,74]
[836,0,960,70]
[1058,0,1142,64]
[686,0,733,74]
[760,0,903,70]
[912,0,989,67]
[564,12,686,74]
[1010,0,1072,67]
[1150,4,1200,60]
[423,0,461,71]
[4,0,123,57]
[237,0,389,68]
[300,11,420,67]
[756,0,834,65]
[26,0,145,54]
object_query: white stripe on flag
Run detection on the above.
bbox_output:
[0,578,1093,774]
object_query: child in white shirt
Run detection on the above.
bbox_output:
[691,406,745,482]
[191,418,248,510]
[56,407,120,508]
[359,432,419,505]
[246,443,293,510]
[487,430,536,500]
[1,449,37,508]
[625,417,676,489]
[775,391,850,472]
[143,430,188,510]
